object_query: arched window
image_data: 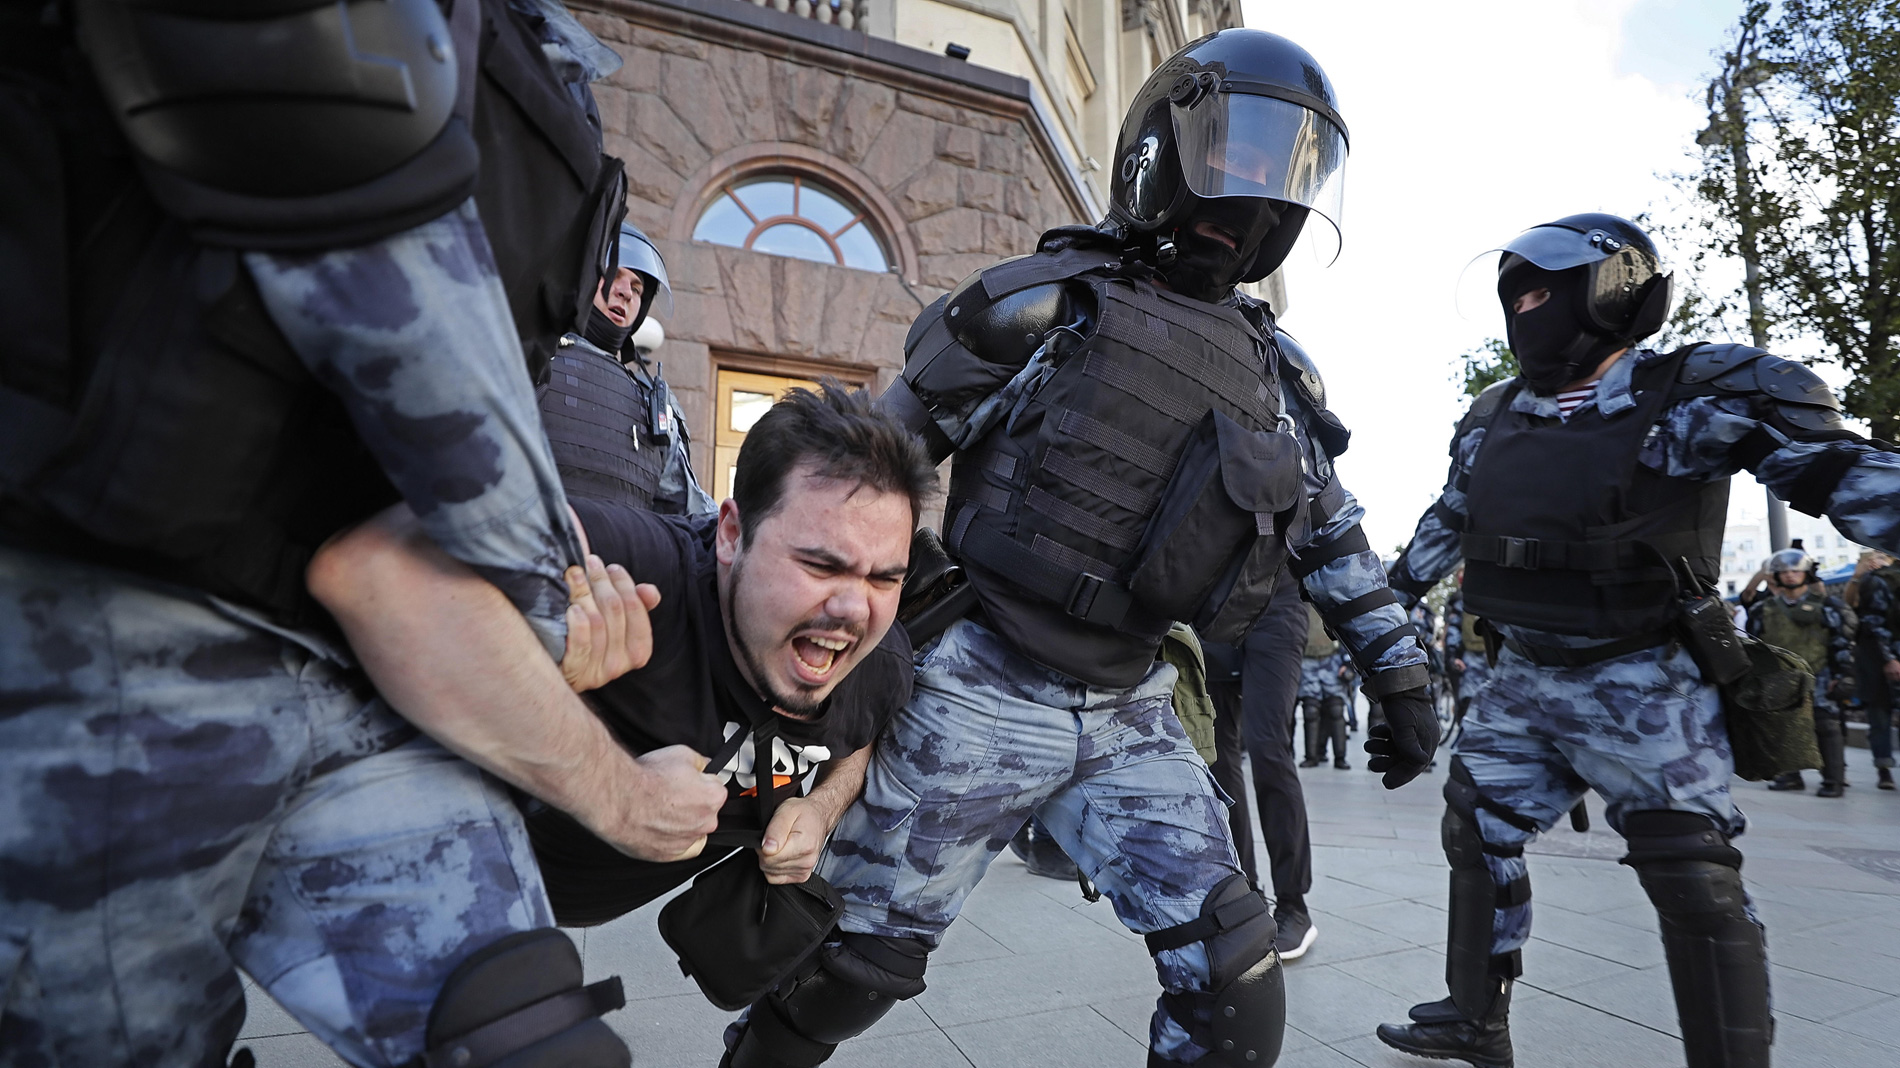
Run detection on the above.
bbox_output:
[692,174,891,273]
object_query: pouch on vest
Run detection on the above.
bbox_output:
[1723,635,1822,781]
[1127,409,1302,643]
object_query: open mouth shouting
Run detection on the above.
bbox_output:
[789,629,858,686]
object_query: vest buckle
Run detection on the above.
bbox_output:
[1497,536,1542,569]
[1065,571,1132,627]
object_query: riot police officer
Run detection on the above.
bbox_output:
[0,2,660,1063]
[1298,602,1355,769]
[719,29,1438,1068]
[1378,212,1900,1068]
[541,221,712,514]
[1750,549,1858,796]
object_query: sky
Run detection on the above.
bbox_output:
[1237,0,1757,552]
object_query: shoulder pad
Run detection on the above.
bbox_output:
[1037,223,1121,254]
[1681,346,1850,436]
[1676,343,1769,386]
[1455,378,1517,442]
[1749,353,1842,410]
[1273,328,1327,410]
[951,282,1081,368]
[903,293,951,357]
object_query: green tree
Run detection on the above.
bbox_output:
[1685,0,1900,439]
[1456,337,1519,398]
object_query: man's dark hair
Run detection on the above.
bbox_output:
[731,380,940,543]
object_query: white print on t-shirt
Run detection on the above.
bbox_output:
[714,720,832,792]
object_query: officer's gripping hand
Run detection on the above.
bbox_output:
[561,553,662,692]
[610,746,726,862]
[1364,686,1439,789]
[758,796,831,885]
[1828,675,1858,703]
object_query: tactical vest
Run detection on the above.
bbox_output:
[1304,602,1339,658]
[1460,348,1729,636]
[936,248,1303,686]
[539,337,667,508]
[0,0,622,625]
[1757,593,1830,675]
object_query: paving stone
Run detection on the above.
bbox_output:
[237,977,305,1041]
[238,1032,349,1067]
[826,1026,977,1068]
[239,766,1900,1066]
[942,1005,1143,1066]
[1279,963,1418,1045]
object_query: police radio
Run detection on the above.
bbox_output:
[1673,558,1750,686]
[648,365,676,448]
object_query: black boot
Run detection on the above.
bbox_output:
[1376,980,1514,1068]
[1879,767,1894,790]
[1817,780,1845,798]
[1008,818,1078,880]
[1766,772,1805,791]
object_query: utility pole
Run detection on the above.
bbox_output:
[1701,14,1788,550]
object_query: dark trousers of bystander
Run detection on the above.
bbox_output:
[1237,568,1315,902]
[1208,678,1256,887]
[1853,639,1897,771]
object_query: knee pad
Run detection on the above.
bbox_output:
[1620,811,1770,1067]
[1145,874,1284,1067]
[727,934,930,1068]
[1441,804,1523,1019]
[417,928,628,1068]
[1620,810,1747,926]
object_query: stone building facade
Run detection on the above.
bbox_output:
[570,0,1243,496]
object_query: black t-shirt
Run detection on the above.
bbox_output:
[526,500,912,925]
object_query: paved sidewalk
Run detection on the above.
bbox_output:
[239,757,1900,1067]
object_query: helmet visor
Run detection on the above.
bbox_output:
[1493,224,1625,273]
[616,227,673,319]
[1172,91,1347,237]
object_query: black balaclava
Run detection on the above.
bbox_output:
[1501,262,1623,395]
[582,304,634,356]
[1162,196,1283,301]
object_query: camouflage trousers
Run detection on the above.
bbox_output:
[819,619,1244,1063]
[0,548,553,1067]
[1453,641,1751,960]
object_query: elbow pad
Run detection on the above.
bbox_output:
[77,0,478,248]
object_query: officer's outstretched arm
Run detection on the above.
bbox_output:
[1291,491,1439,787]
[247,206,584,659]
[309,505,728,864]
[1665,348,1900,556]
[879,276,1093,464]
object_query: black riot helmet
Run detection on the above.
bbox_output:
[1490,213,1673,394]
[1108,29,1348,294]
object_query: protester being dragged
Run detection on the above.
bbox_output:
[1751,549,1860,796]
[317,385,934,927]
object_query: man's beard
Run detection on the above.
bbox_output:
[723,554,858,719]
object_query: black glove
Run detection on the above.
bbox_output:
[1828,675,1858,703]
[1364,685,1440,789]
